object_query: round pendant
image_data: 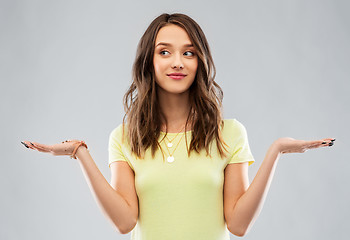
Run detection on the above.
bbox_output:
[167,142,173,148]
[167,156,174,163]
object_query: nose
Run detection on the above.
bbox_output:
[172,52,184,69]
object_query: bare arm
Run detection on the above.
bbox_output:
[225,137,335,236]
[75,146,137,234]
[23,140,137,234]
[226,142,280,236]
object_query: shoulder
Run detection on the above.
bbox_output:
[109,124,122,137]
[109,123,128,142]
[221,118,248,135]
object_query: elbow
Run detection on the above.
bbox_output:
[228,225,248,237]
[119,225,134,235]
[119,228,130,235]
[118,219,137,235]
[230,229,248,238]
[235,231,247,238]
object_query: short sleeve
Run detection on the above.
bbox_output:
[227,119,255,166]
[108,125,134,171]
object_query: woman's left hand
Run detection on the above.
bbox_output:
[273,137,335,154]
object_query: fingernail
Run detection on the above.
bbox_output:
[30,142,34,146]
[21,141,29,148]
[322,142,327,144]
[328,142,333,146]
[331,139,336,142]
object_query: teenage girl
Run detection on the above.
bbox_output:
[21,13,335,240]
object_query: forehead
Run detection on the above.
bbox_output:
[155,24,193,46]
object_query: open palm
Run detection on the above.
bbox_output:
[275,137,335,154]
[21,140,84,157]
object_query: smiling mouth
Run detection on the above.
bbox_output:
[167,73,187,76]
[167,75,186,80]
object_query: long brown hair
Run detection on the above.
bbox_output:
[122,13,229,161]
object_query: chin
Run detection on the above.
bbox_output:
[156,83,190,94]
[164,88,190,95]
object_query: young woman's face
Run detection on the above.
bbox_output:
[153,24,198,95]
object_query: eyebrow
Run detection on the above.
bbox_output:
[155,42,194,48]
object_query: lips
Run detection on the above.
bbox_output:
[167,73,187,76]
[167,73,186,80]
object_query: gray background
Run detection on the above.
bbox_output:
[1,0,349,239]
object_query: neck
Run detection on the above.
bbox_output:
[157,88,192,133]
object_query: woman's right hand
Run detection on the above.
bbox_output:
[21,140,86,157]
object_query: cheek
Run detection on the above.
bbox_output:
[153,58,157,71]
[191,60,198,73]
[153,57,165,74]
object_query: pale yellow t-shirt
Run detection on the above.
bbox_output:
[108,118,255,240]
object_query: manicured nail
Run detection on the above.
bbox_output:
[30,142,34,146]
[331,139,336,142]
[328,142,333,146]
[322,142,327,144]
[21,141,29,148]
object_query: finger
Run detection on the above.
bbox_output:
[32,145,51,153]
[323,138,336,141]
[320,138,336,147]
[33,145,51,153]
[34,147,51,153]
[31,142,52,153]
[309,141,326,149]
[298,140,324,151]
[23,141,46,152]
[21,141,36,150]
[306,139,335,149]
[323,138,336,144]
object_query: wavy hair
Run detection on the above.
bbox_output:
[122,13,229,161]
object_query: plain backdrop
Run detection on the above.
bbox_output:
[1,0,349,239]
